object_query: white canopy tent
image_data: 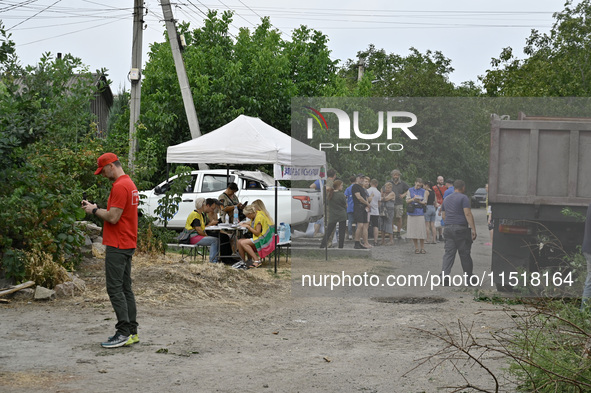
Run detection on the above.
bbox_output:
[167,114,326,167]
[166,114,327,270]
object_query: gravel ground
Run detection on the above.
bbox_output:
[0,208,524,393]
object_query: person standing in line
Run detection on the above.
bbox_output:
[367,179,382,246]
[320,180,347,249]
[380,182,396,245]
[440,178,455,232]
[440,180,477,285]
[82,153,140,348]
[580,203,591,311]
[352,174,371,249]
[344,176,357,240]
[432,176,447,241]
[423,181,437,244]
[390,170,409,240]
[406,178,428,254]
[309,169,336,238]
[361,176,373,246]
[443,179,455,199]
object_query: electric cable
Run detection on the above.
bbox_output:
[7,0,61,30]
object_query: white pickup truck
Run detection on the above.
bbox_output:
[139,169,323,230]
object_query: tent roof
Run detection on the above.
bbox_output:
[166,115,326,166]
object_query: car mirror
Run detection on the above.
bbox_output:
[154,185,163,195]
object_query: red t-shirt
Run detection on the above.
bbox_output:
[432,185,448,206]
[103,175,139,249]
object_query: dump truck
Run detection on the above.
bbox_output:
[489,113,591,291]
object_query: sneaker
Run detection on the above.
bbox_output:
[101,333,131,348]
[232,261,248,270]
[108,333,138,345]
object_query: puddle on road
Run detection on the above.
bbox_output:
[371,296,447,304]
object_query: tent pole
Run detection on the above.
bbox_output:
[324,180,328,261]
[274,180,278,273]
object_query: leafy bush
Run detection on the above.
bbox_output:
[0,144,103,280]
[508,301,591,392]
[0,37,132,283]
[24,250,71,288]
[153,165,192,227]
[137,215,177,255]
[1,249,26,283]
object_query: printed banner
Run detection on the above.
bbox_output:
[273,164,325,180]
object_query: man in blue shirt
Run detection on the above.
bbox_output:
[442,178,455,199]
[440,179,455,230]
[440,180,477,285]
[344,176,356,240]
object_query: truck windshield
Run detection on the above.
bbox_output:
[202,174,233,192]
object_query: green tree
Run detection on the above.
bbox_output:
[315,46,487,188]
[338,45,476,97]
[0,36,115,282]
[293,97,490,190]
[0,22,15,72]
[482,0,591,96]
[117,11,339,185]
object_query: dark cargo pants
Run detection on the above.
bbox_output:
[105,246,138,337]
[441,225,474,278]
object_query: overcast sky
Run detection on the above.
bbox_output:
[0,0,576,92]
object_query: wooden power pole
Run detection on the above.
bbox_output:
[128,0,144,172]
[160,0,202,140]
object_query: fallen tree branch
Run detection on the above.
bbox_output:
[0,281,35,297]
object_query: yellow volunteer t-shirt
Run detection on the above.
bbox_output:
[253,211,270,241]
[185,210,206,231]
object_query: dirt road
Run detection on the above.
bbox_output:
[1,208,521,392]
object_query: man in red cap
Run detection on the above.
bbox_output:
[82,153,140,348]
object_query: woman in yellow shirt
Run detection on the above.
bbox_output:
[237,204,274,267]
[183,198,220,263]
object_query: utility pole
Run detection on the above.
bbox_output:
[160,0,201,140]
[128,0,144,173]
[357,57,365,81]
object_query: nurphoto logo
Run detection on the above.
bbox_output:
[304,107,418,152]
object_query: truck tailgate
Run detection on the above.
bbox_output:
[489,115,591,206]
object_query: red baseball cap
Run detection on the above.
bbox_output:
[94,153,119,175]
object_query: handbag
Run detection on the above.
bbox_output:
[176,228,194,244]
[406,202,425,213]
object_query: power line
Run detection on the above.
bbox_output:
[237,0,291,39]
[20,15,127,45]
[186,0,211,19]
[7,0,61,30]
[184,0,238,39]
[194,4,557,16]
[0,0,38,13]
[9,17,111,30]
